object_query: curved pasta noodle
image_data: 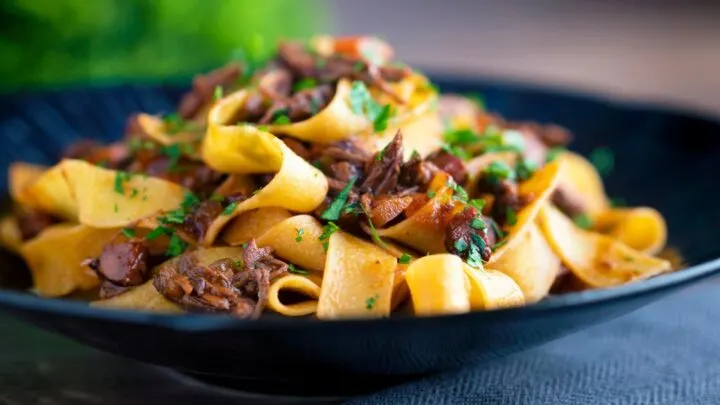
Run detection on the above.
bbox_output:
[91,281,182,313]
[21,224,119,296]
[463,264,525,310]
[317,231,397,319]
[267,274,322,316]
[132,113,204,147]
[62,159,188,228]
[222,208,294,246]
[11,163,77,220]
[592,207,667,255]
[538,204,671,288]
[405,254,470,316]
[557,151,610,217]
[487,160,564,302]
[202,100,328,244]
[0,217,22,253]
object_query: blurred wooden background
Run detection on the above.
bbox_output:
[330,0,720,115]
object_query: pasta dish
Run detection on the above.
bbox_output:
[0,36,672,319]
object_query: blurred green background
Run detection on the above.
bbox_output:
[0,0,327,91]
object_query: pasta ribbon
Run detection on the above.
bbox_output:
[0,217,22,253]
[202,98,328,244]
[91,281,181,313]
[21,224,118,296]
[317,231,397,319]
[487,159,564,302]
[267,274,322,316]
[222,208,294,246]
[405,254,470,316]
[463,264,525,310]
[11,162,77,220]
[538,204,671,288]
[132,113,204,146]
[62,159,188,228]
[592,207,667,255]
[557,151,610,217]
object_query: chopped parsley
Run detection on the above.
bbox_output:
[446,179,469,202]
[469,199,486,212]
[398,253,412,265]
[292,78,317,92]
[484,161,516,185]
[288,264,309,275]
[121,228,136,238]
[515,158,538,181]
[273,114,292,125]
[213,86,223,101]
[573,214,593,230]
[163,113,187,135]
[365,294,379,310]
[318,221,340,251]
[113,202,119,213]
[209,194,225,203]
[146,225,173,241]
[166,234,187,257]
[159,144,183,171]
[359,204,391,250]
[441,142,471,160]
[546,147,566,162]
[506,207,518,226]
[490,219,505,239]
[427,190,437,198]
[223,201,238,216]
[295,228,304,243]
[320,178,356,221]
[466,237,484,269]
[589,146,614,177]
[129,188,139,198]
[454,238,468,252]
[348,81,394,134]
[470,217,486,230]
[352,62,365,73]
[443,128,481,145]
[114,171,132,195]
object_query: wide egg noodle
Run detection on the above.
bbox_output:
[91,247,244,312]
[538,204,671,288]
[404,254,470,316]
[11,162,77,220]
[463,264,525,310]
[316,231,397,319]
[21,224,119,297]
[0,217,22,253]
[222,208,293,246]
[202,96,328,245]
[593,207,667,255]
[557,151,610,217]
[91,281,182,313]
[62,159,188,228]
[267,274,322,317]
[486,159,564,303]
[132,113,204,157]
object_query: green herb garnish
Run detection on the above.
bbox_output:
[546,147,566,162]
[446,178,469,202]
[443,128,481,145]
[365,294,380,310]
[273,114,292,125]
[573,214,592,230]
[469,199,486,212]
[288,264,309,275]
[506,207,518,226]
[470,217,486,230]
[319,221,340,251]
[454,238,468,252]
[223,201,238,216]
[292,78,317,92]
[515,158,538,181]
[166,234,187,257]
[114,171,131,195]
[295,228,304,243]
[484,160,516,185]
[398,253,412,265]
[213,86,223,101]
[589,146,614,177]
[427,190,437,198]
[348,81,394,134]
[146,226,173,241]
[121,228,136,238]
[321,178,357,221]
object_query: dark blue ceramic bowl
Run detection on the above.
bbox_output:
[1,76,719,396]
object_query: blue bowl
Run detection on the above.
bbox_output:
[1,76,719,396]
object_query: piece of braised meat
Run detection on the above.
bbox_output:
[445,207,495,263]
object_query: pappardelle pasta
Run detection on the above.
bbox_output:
[1,35,672,319]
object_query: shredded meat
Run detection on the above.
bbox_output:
[89,239,150,287]
[367,194,414,227]
[153,240,287,318]
[399,153,441,189]
[360,131,404,195]
[258,84,333,124]
[445,207,494,262]
[178,63,241,119]
[15,209,59,241]
[184,200,224,241]
[257,66,293,100]
[551,187,586,218]
[319,139,372,164]
[329,161,363,183]
[490,179,534,227]
[425,150,468,184]
[281,137,312,161]
[514,122,573,147]
[127,152,224,197]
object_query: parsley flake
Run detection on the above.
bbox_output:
[288,264,309,275]
[348,81,394,134]
[469,199,486,212]
[121,228,136,238]
[113,202,119,213]
[573,214,592,230]
[589,146,615,177]
[427,190,437,198]
[365,294,380,310]
[506,207,518,226]
[273,114,292,125]
[398,253,412,265]
[470,217,486,230]
[444,128,481,145]
[223,202,238,216]
[213,86,223,101]
[146,226,172,241]
[454,238,468,252]
[292,78,317,92]
[321,178,357,221]
[166,234,187,257]
[546,147,566,162]
[114,171,131,195]
[484,161,516,185]
[295,228,304,243]
[319,222,340,251]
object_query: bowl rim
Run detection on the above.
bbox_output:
[1,74,719,332]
